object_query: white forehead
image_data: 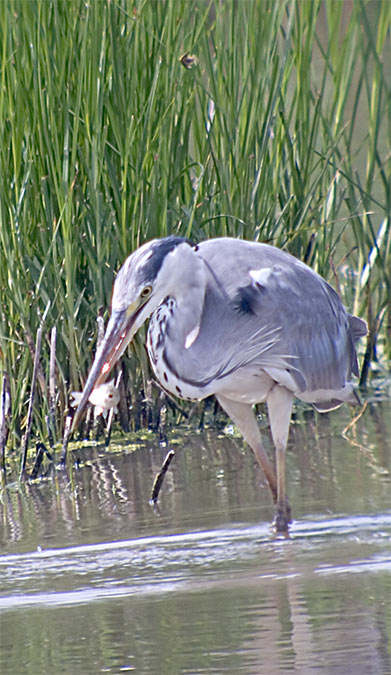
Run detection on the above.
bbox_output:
[137,247,154,266]
[122,240,155,275]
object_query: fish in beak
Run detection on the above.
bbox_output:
[70,380,120,418]
[71,302,141,432]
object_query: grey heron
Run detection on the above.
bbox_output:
[71,236,367,532]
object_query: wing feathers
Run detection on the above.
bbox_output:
[163,239,365,402]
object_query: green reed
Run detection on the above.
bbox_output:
[0,0,389,456]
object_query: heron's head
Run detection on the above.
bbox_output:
[71,236,194,429]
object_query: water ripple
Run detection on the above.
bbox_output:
[0,512,389,610]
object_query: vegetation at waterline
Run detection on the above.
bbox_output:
[0,0,390,465]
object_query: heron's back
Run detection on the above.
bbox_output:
[196,238,366,409]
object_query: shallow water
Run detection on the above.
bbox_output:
[0,401,390,674]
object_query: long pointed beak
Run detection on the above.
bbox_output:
[71,306,139,432]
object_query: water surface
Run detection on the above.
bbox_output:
[0,401,390,674]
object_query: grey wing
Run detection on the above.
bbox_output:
[192,238,365,396]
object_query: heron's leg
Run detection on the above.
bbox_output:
[267,385,293,532]
[216,394,278,502]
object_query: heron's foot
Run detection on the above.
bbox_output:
[273,499,292,534]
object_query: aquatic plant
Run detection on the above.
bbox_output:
[0,0,389,459]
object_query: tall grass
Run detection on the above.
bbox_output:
[0,0,390,454]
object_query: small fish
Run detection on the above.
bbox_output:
[71,380,120,418]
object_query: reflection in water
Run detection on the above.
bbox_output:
[0,401,390,674]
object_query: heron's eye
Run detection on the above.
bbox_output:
[140,285,152,299]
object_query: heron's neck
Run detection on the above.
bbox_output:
[158,244,207,348]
